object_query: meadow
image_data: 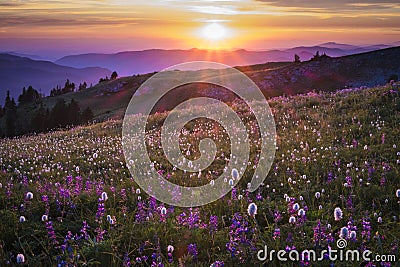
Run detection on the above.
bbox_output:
[0,84,399,266]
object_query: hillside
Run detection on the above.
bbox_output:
[55,43,392,76]
[1,46,399,137]
[0,84,398,265]
[0,54,111,102]
[44,47,400,117]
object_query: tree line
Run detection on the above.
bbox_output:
[0,86,94,137]
[0,72,120,137]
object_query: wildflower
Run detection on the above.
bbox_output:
[41,214,48,222]
[16,254,25,263]
[273,228,281,240]
[136,188,141,194]
[167,245,174,263]
[210,261,225,267]
[334,207,343,221]
[350,231,357,240]
[45,221,58,245]
[377,217,382,223]
[247,203,257,217]
[161,207,167,215]
[238,194,243,200]
[396,189,400,198]
[293,203,300,211]
[315,192,321,199]
[231,168,239,180]
[101,192,108,201]
[26,192,33,200]
[123,253,131,267]
[289,216,296,224]
[19,216,26,222]
[210,179,215,186]
[298,208,306,217]
[319,205,323,210]
[228,179,234,187]
[188,243,198,257]
[340,227,349,239]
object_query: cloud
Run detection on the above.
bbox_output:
[0,13,173,28]
[255,0,400,12]
[188,5,239,15]
[248,14,400,28]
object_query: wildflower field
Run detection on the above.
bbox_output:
[0,85,399,266]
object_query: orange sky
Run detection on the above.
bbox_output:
[0,0,399,57]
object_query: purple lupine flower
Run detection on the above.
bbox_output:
[123,253,131,267]
[209,215,218,233]
[167,245,174,263]
[362,218,371,241]
[188,243,198,258]
[96,198,105,222]
[45,221,58,245]
[347,195,353,210]
[273,210,282,223]
[273,228,281,240]
[42,195,50,214]
[80,221,90,240]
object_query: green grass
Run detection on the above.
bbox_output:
[0,84,399,266]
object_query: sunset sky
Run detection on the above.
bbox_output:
[0,0,399,58]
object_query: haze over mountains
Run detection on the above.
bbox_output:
[55,42,394,76]
[0,54,111,103]
[0,42,398,104]
[19,46,400,123]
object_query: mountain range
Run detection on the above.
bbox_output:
[55,42,394,76]
[0,42,398,104]
[16,46,400,122]
[0,54,111,103]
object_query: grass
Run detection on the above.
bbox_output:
[0,84,399,266]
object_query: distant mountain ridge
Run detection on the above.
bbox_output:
[55,43,394,76]
[24,46,398,123]
[0,54,111,103]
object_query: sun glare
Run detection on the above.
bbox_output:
[201,23,227,41]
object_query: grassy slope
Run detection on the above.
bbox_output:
[0,84,399,266]
[5,46,398,135]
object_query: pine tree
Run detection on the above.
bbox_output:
[66,99,80,125]
[31,104,48,132]
[81,107,94,123]
[4,91,17,136]
[111,71,118,80]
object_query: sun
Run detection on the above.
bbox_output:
[201,23,227,41]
